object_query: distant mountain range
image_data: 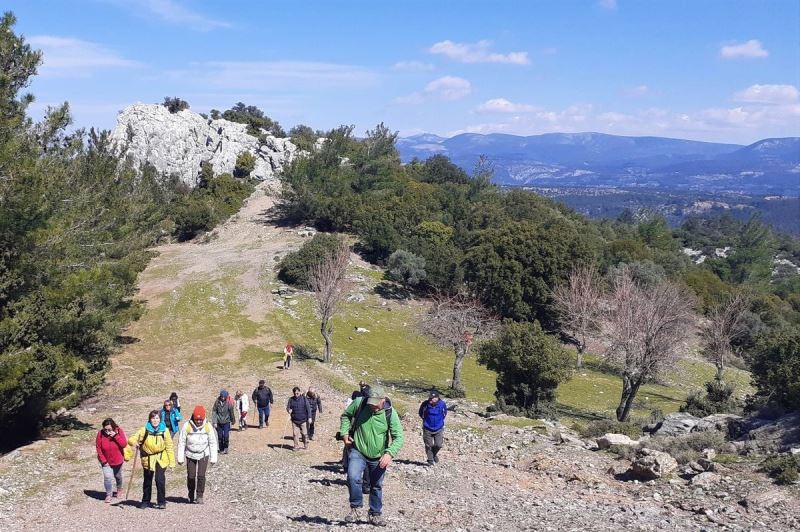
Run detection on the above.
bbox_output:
[396,133,800,194]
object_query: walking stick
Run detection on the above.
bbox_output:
[125,450,139,500]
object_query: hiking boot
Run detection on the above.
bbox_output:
[344,507,361,523]
[368,513,387,527]
[104,495,112,503]
[138,501,150,509]
[427,460,435,466]
[155,503,166,510]
[433,454,440,464]
[195,496,204,505]
[112,490,120,498]
[223,449,229,455]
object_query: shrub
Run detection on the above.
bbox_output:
[293,344,316,360]
[234,151,256,178]
[278,233,342,289]
[162,96,189,113]
[477,320,573,416]
[681,379,739,417]
[647,431,727,464]
[386,249,426,287]
[748,327,800,411]
[760,454,799,485]
[578,419,643,439]
[172,195,214,241]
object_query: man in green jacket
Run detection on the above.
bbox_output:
[339,385,404,527]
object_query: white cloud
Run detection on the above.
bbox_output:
[720,39,769,59]
[476,98,538,113]
[170,61,379,90]
[28,36,142,77]
[396,76,472,104]
[429,40,529,65]
[598,0,618,10]
[733,84,799,105]
[622,84,650,97]
[118,0,231,31]
[393,61,435,72]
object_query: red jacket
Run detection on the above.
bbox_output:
[96,428,128,467]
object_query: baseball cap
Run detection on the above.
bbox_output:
[366,385,385,406]
[429,391,440,399]
[220,389,229,398]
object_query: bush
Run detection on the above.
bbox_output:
[477,320,573,416]
[760,454,799,485]
[278,233,342,289]
[293,344,316,360]
[222,102,285,137]
[172,195,214,241]
[578,419,643,439]
[162,96,189,113]
[681,379,739,417]
[748,327,800,411]
[386,249,426,287]
[647,431,727,464]
[234,151,256,178]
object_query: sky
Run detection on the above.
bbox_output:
[7,0,800,144]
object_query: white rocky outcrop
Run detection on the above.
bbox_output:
[110,103,299,186]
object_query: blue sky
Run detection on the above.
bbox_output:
[7,0,800,144]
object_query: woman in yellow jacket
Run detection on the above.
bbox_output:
[129,410,176,509]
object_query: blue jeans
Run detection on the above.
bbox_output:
[347,448,386,515]
[216,423,231,451]
[100,463,123,496]
[257,406,270,427]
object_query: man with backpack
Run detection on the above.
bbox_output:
[286,387,312,450]
[418,390,448,466]
[339,385,404,527]
[211,390,236,455]
[252,379,274,428]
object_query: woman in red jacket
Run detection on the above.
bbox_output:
[95,418,127,503]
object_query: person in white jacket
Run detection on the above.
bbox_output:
[177,405,218,504]
[235,390,249,431]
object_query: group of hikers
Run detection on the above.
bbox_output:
[94,378,447,526]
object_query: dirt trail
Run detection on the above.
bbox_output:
[0,183,797,531]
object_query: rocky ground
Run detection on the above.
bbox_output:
[0,183,797,531]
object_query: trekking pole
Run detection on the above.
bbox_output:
[125,451,139,500]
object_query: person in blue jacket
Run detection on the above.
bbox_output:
[418,390,447,466]
[160,398,183,436]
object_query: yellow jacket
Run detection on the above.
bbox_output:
[129,423,176,470]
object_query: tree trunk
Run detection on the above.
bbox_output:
[451,344,467,395]
[576,343,585,369]
[321,318,333,363]
[615,373,643,422]
[715,362,725,383]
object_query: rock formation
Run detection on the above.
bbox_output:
[110,103,299,186]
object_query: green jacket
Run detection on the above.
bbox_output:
[340,397,404,460]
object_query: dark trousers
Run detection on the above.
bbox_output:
[309,412,317,439]
[217,422,231,451]
[186,456,209,501]
[423,428,444,462]
[257,406,270,427]
[142,463,166,505]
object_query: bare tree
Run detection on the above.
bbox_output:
[601,267,695,422]
[419,292,498,396]
[309,238,351,363]
[551,264,603,368]
[701,293,750,383]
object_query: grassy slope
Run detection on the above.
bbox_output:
[268,267,752,422]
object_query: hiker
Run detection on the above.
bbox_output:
[129,410,175,510]
[418,390,448,466]
[177,405,218,504]
[95,417,127,503]
[252,379,274,428]
[348,381,370,405]
[235,391,249,431]
[286,386,312,450]
[339,385,405,526]
[306,387,323,441]
[169,391,181,413]
[160,398,182,436]
[283,343,294,369]
[212,390,236,454]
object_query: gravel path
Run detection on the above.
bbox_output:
[0,183,797,531]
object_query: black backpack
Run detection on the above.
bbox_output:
[350,397,394,447]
